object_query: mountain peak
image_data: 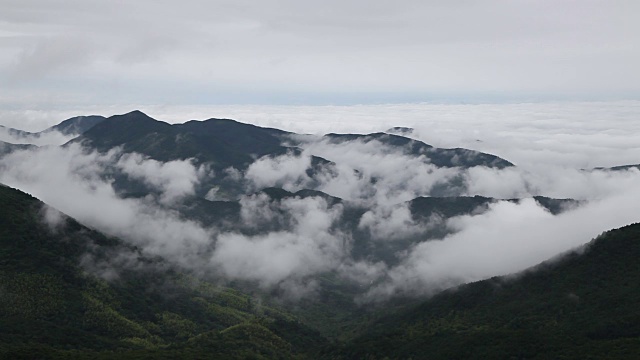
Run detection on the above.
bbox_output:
[121,109,153,119]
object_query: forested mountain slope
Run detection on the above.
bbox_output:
[0,185,326,359]
[334,223,640,359]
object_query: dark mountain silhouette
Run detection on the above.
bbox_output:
[73,110,291,171]
[335,222,640,359]
[324,132,513,168]
[593,163,640,172]
[74,111,513,171]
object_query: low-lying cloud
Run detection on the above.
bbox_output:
[365,181,640,300]
[1,109,640,302]
[0,143,213,266]
[358,203,429,241]
[212,195,348,297]
[246,136,461,206]
[0,126,77,146]
[116,152,211,204]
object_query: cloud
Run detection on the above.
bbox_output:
[243,133,640,207]
[39,204,67,232]
[0,143,213,266]
[0,142,364,298]
[358,202,428,241]
[462,165,640,200]
[3,101,640,169]
[0,126,77,146]
[244,151,313,192]
[210,195,348,297]
[2,2,640,106]
[9,35,95,81]
[246,136,460,206]
[365,181,640,300]
[116,152,212,204]
[2,105,640,303]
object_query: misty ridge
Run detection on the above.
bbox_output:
[3,1,640,356]
[1,109,639,303]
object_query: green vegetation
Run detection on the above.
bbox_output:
[333,222,640,359]
[0,185,326,359]
[2,108,640,359]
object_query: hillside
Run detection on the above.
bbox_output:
[1,111,637,359]
[334,222,640,359]
[0,184,326,359]
[48,115,106,135]
[73,111,291,171]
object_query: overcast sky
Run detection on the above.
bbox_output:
[1,0,639,109]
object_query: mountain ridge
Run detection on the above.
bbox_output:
[335,222,640,359]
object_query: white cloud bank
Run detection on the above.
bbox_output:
[0,126,77,146]
[0,144,213,265]
[365,180,640,300]
[6,100,637,168]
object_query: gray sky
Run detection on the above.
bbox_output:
[1,0,640,108]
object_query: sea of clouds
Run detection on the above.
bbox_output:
[1,101,639,300]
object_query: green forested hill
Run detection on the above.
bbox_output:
[0,184,326,359]
[333,222,640,359]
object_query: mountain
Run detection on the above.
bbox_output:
[4,110,632,359]
[324,132,514,168]
[48,115,106,135]
[385,126,415,137]
[0,184,326,359]
[0,125,32,138]
[593,164,640,172]
[335,222,640,359]
[0,140,37,156]
[73,111,291,172]
[0,115,105,139]
[164,187,581,283]
[67,111,519,203]
[74,111,514,172]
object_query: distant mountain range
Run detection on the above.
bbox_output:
[1,111,639,358]
[68,110,512,171]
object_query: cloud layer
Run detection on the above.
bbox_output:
[1,106,639,301]
[1,1,640,107]
[4,100,638,167]
[0,126,77,146]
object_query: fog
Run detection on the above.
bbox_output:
[0,126,77,146]
[3,101,638,167]
[1,103,639,300]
